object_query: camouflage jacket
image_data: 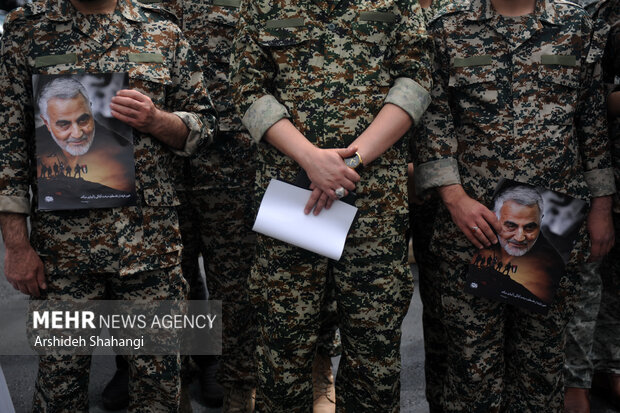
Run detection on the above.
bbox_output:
[231,0,432,237]
[0,0,217,276]
[147,0,256,191]
[421,0,454,25]
[591,0,620,210]
[415,0,615,262]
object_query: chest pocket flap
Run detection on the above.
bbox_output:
[259,20,308,47]
[351,11,395,46]
[449,59,496,87]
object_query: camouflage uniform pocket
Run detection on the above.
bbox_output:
[258,26,310,86]
[449,64,498,123]
[127,62,171,108]
[538,65,579,125]
[350,19,392,86]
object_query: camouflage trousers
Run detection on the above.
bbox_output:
[33,263,188,413]
[410,197,446,413]
[593,220,620,375]
[564,261,603,388]
[430,257,580,413]
[565,213,620,386]
[250,233,413,413]
[182,186,258,388]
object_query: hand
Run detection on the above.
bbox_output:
[4,244,46,296]
[302,146,360,213]
[438,184,500,249]
[587,196,614,262]
[110,89,159,134]
[304,183,342,215]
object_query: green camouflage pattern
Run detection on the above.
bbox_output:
[407,2,452,406]
[32,264,189,412]
[565,261,603,388]
[416,0,615,265]
[231,0,431,410]
[426,253,586,412]
[591,0,620,378]
[593,214,620,375]
[249,234,412,412]
[409,195,446,412]
[0,0,218,277]
[415,0,613,411]
[187,179,258,389]
[564,0,620,389]
[421,0,454,24]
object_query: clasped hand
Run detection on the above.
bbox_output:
[303,146,360,215]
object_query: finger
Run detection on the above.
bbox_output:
[476,221,496,247]
[343,168,361,183]
[111,96,144,111]
[314,192,329,216]
[37,265,47,291]
[335,146,358,159]
[15,281,31,296]
[304,188,322,215]
[110,102,140,118]
[110,110,137,127]
[462,225,484,249]
[471,226,491,248]
[325,197,334,210]
[482,208,501,235]
[116,89,148,102]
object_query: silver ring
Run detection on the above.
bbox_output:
[471,226,479,231]
[335,187,346,199]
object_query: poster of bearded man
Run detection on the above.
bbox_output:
[465,179,587,314]
[34,73,136,210]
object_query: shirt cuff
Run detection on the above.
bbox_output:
[584,168,616,198]
[414,158,461,194]
[0,195,30,214]
[171,111,214,157]
[384,77,431,125]
[241,95,290,143]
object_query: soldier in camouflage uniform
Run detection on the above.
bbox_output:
[415,0,615,410]
[231,1,432,411]
[115,1,342,411]
[564,1,620,410]
[407,1,452,411]
[0,0,217,410]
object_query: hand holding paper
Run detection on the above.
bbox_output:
[253,179,358,261]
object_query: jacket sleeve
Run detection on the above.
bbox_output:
[167,31,219,157]
[229,1,290,143]
[384,0,433,125]
[0,9,34,214]
[414,18,461,193]
[577,17,615,197]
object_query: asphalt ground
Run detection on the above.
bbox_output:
[0,239,617,413]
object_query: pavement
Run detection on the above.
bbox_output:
[0,241,617,412]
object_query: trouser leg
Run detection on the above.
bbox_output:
[593,214,620,374]
[316,269,341,359]
[193,187,257,389]
[564,262,602,388]
[250,236,325,412]
[333,235,413,413]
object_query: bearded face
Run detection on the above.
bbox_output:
[497,200,541,257]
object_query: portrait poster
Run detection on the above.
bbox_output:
[464,179,587,314]
[33,73,136,211]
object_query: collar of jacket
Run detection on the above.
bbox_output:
[44,0,148,23]
[465,0,561,25]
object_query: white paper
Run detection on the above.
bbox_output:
[253,179,358,261]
